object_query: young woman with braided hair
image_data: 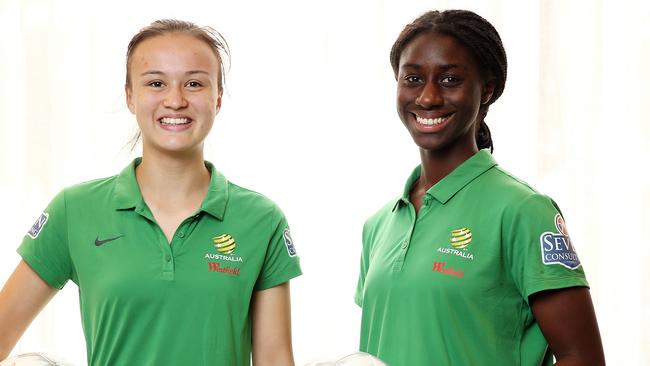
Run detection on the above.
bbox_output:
[355,10,605,365]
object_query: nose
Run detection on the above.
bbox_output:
[415,82,443,108]
[163,85,188,109]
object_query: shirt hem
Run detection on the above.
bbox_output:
[254,264,302,291]
[524,277,590,300]
[17,248,67,290]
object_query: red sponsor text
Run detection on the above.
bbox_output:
[432,262,464,278]
[208,262,241,276]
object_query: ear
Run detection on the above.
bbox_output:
[125,85,135,114]
[481,79,496,105]
[215,93,222,114]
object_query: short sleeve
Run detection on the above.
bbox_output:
[503,194,589,301]
[254,211,302,291]
[17,190,72,289]
[355,220,372,307]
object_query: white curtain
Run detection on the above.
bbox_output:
[0,0,648,364]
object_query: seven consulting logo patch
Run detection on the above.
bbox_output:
[540,213,581,270]
[283,228,297,257]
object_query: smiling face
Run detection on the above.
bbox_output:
[397,31,494,155]
[126,33,222,156]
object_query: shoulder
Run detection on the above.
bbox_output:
[40,175,119,210]
[365,198,398,224]
[26,175,120,239]
[480,165,539,198]
[227,181,285,218]
[362,197,400,240]
[475,164,560,209]
[60,174,119,202]
[476,165,563,225]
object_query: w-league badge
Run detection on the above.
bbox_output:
[27,212,49,239]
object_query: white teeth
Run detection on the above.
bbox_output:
[416,115,450,126]
[159,117,191,125]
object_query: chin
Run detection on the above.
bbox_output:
[147,139,204,156]
[409,133,444,151]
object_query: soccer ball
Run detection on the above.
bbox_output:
[0,352,74,366]
[305,352,387,366]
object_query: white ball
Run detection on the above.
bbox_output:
[0,352,74,366]
[304,352,387,366]
[336,352,387,366]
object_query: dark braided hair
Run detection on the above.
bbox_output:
[390,10,507,153]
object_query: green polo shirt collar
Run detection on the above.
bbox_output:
[200,161,229,220]
[394,149,497,209]
[112,158,229,220]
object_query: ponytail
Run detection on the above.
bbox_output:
[390,10,507,155]
[476,119,493,153]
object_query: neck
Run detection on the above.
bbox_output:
[417,143,478,193]
[136,148,211,202]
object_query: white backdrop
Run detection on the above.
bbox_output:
[1,0,649,364]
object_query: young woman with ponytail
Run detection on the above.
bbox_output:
[0,19,301,366]
[355,10,605,366]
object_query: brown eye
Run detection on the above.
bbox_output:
[186,80,202,88]
[148,81,164,88]
[404,75,423,84]
[440,76,461,86]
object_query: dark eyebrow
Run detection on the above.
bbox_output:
[400,63,421,70]
[440,64,465,71]
[400,63,466,71]
[139,70,211,77]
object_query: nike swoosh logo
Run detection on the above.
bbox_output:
[95,235,124,246]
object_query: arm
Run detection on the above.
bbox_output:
[530,287,605,366]
[0,260,58,360]
[250,282,295,366]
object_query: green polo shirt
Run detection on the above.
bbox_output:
[18,158,302,366]
[355,150,588,366]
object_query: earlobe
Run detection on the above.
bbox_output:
[215,95,222,114]
[481,81,496,105]
[125,86,135,114]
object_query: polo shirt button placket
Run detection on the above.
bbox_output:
[161,252,174,280]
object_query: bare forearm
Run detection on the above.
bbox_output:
[252,352,295,366]
[0,261,58,360]
[0,345,11,361]
[0,309,29,360]
[0,291,26,360]
[251,282,295,366]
